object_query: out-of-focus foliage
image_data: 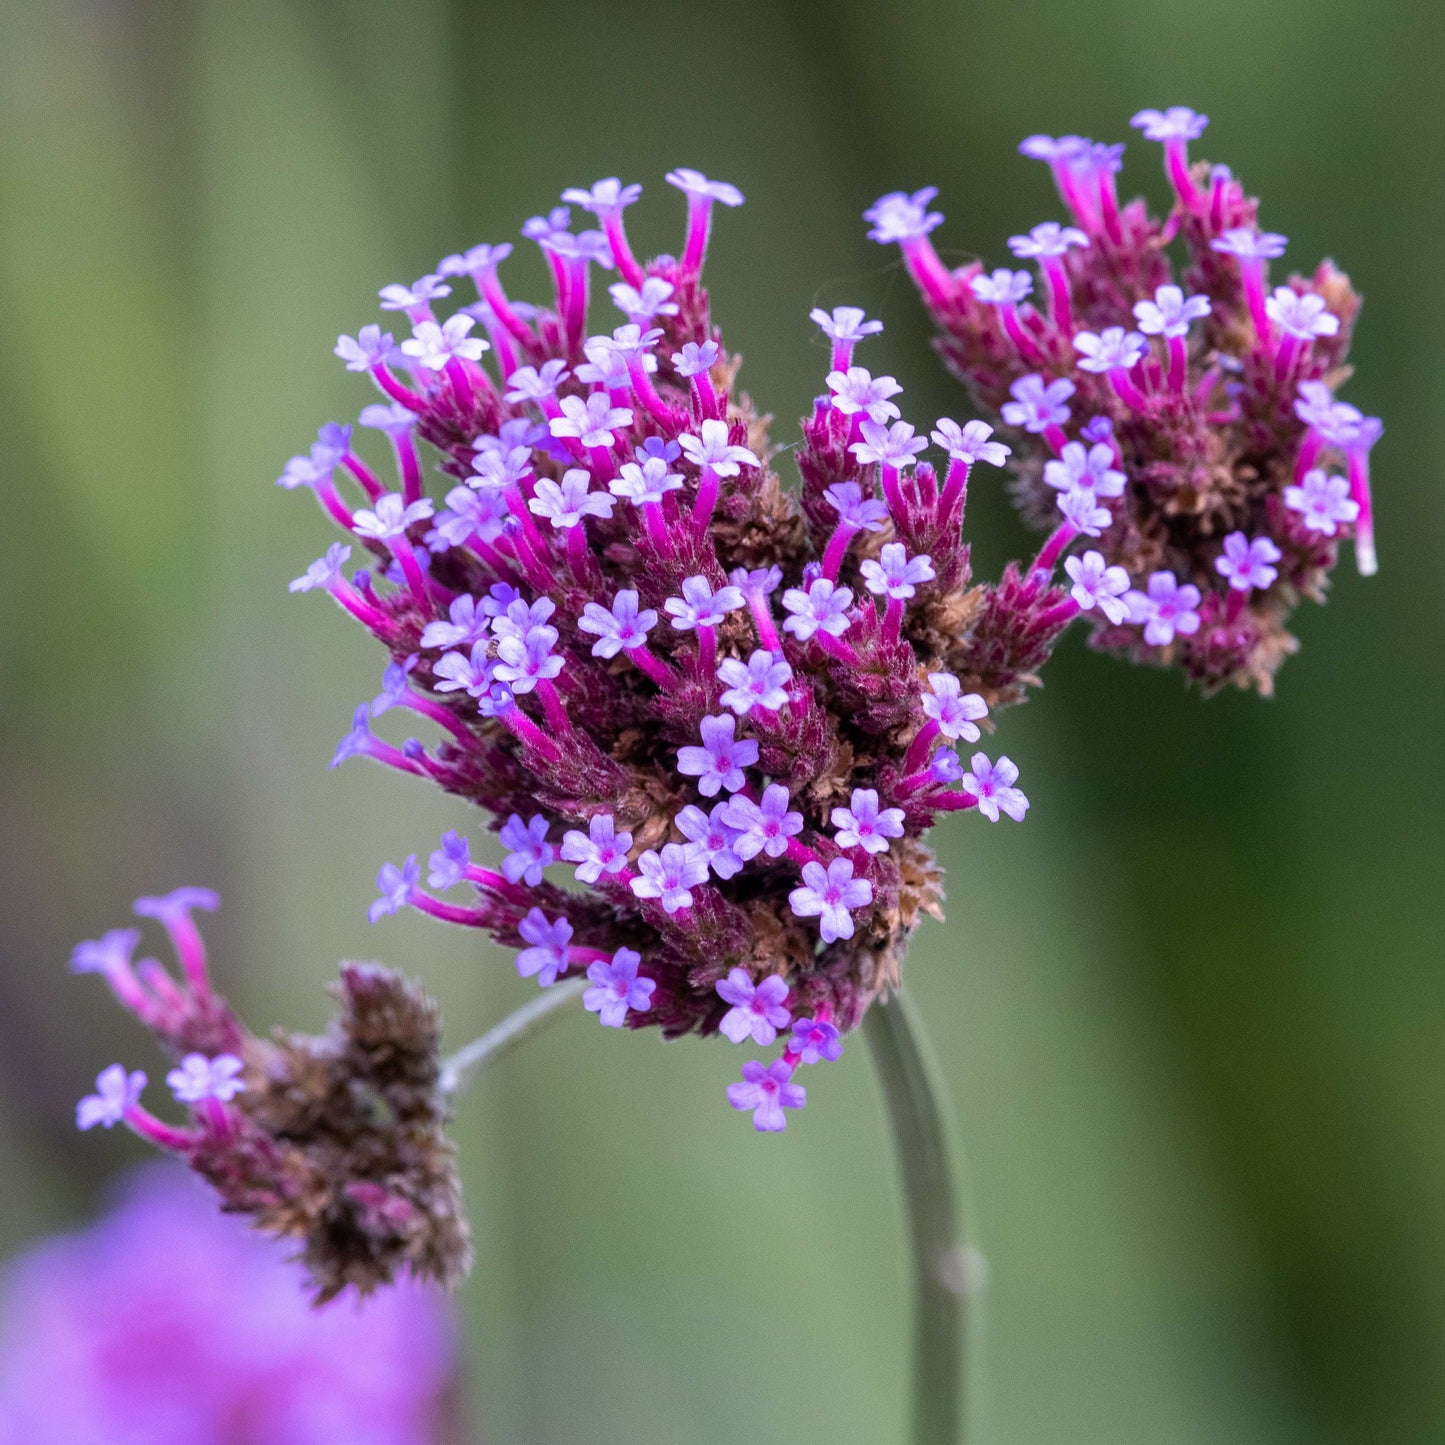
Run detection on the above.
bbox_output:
[0,1,1440,1441]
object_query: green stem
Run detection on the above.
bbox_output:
[863,988,970,1445]
[438,976,586,1096]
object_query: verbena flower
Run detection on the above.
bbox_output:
[233,169,1066,1136]
[870,107,1381,693]
[0,1166,454,1439]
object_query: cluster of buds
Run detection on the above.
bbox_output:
[868,106,1382,693]
[270,167,1072,1133]
[72,889,470,1298]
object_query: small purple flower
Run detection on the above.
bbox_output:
[490,595,556,643]
[1018,134,1090,164]
[133,889,221,925]
[1130,106,1209,142]
[860,542,935,600]
[499,814,554,886]
[579,589,658,657]
[70,927,141,980]
[721,783,805,861]
[1043,441,1126,497]
[726,1058,806,1132]
[1007,221,1089,258]
[826,366,904,424]
[1215,532,1282,592]
[166,1053,246,1105]
[278,446,336,491]
[970,268,1034,306]
[378,274,452,311]
[528,469,616,529]
[715,968,792,1045]
[672,340,719,377]
[930,746,964,784]
[433,643,494,699]
[492,627,563,694]
[609,277,678,319]
[811,306,883,344]
[549,392,634,448]
[788,858,873,944]
[1125,571,1203,647]
[600,322,665,359]
[611,456,684,505]
[334,324,395,371]
[76,1065,145,1131]
[823,481,890,533]
[665,575,746,630]
[359,401,418,435]
[1210,227,1288,261]
[676,804,747,880]
[504,358,571,404]
[629,843,710,913]
[1000,374,1074,433]
[931,418,1010,466]
[289,543,352,594]
[962,754,1029,822]
[1064,550,1131,623]
[516,908,573,987]
[717,650,792,715]
[831,788,906,855]
[676,714,759,797]
[790,1017,843,1065]
[368,856,420,922]
[729,564,784,598]
[427,831,472,889]
[353,493,434,542]
[583,947,655,1027]
[1133,284,1211,338]
[1265,288,1340,340]
[781,578,853,642]
[921,673,988,742]
[437,242,512,276]
[1284,468,1360,536]
[851,419,928,470]
[400,314,488,369]
[561,177,642,214]
[560,813,634,884]
[1294,382,1368,447]
[679,419,759,476]
[665,168,744,207]
[1073,326,1147,374]
[864,188,943,244]
[420,594,490,650]
[1056,486,1113,537]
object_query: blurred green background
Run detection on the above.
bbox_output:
[1,1,1441,1440]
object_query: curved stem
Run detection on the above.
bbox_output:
[864,988,971,1445]
[439,976,585,1096]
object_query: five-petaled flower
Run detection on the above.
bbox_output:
[727,1058,806,1132]
[715,968,792,1046]
[583,948,655,1027]
[788,859,873,944]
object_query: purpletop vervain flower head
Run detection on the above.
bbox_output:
[68,895,470,1298]
[0,1166,456,1440]
[260,169,1066,1136]
[876,109,1377,693]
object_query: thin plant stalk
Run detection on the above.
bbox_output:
[864,988,972,1445]
[439,976,586,1096]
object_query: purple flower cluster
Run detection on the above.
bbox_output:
[0,1167,455,1442]
[279,170,1057,1129]
[869,108,1381,694]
